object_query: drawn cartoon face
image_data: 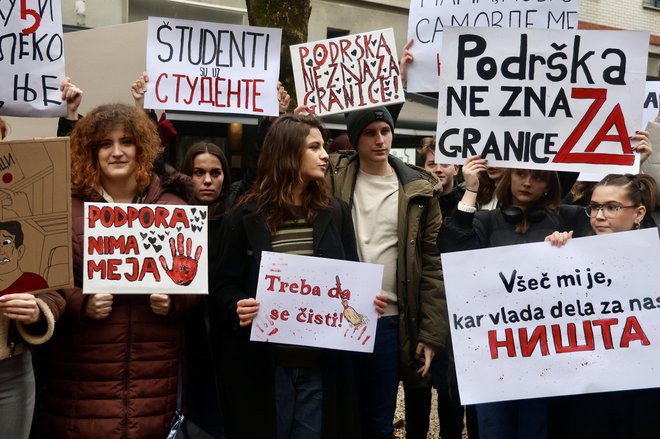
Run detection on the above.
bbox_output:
[356,121,392,167]
[97,126,137,185]
[0,230,24,275]
[191,153,224,205]
[299,128,329,184]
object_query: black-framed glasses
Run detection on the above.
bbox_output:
[584,204,638,218]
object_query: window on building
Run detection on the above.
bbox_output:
[327,28,350,39]
[643,0,660,9]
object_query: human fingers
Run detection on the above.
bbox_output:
[373,294,388,316]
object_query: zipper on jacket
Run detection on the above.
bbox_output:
[122,302,132,439]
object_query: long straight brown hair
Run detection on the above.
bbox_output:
[241,115,331,230]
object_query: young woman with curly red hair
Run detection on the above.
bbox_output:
[43,103,199,439]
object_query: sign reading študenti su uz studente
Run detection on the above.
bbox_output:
[83,203,208,294]
[435,27,649,175]
[406,0,580,93]
[145,16,282,116]
[251,252,383,353]
[290,28,405,116]
[442,229,660,405]
[0,0,67,117]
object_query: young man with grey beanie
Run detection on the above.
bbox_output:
[327,104,449,438]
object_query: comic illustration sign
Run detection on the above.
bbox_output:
[83,203,208,294]
[435,27,649,174]
[442,229,660,404]
[406,0,580,92]
[0,0,67,117]
[250,251,383,352]
[290,28,404,116]
[145,16,282,116]
[0,137,72,295]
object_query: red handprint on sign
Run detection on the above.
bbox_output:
[158,233,202,286]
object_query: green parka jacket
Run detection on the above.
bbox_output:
[328,151,449,387]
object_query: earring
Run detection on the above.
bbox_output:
[634,222,641,230]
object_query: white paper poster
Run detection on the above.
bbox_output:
[290,28,405,116]
[0,0,67,117]
[442,229,660,404]
[83,203,208,294]
[145,16,282,116]
[251,251,384,353]
[406,0,580,92]
[435,27,649,175]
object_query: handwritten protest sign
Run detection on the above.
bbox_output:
[0,137,72,295]
[83,203,208,294]
[145,17,282,116]
[250,251,383,352]
[435,27,649,174]
[643,81,660,128]
[0,0,67,117]
[290,28,404,116]
[442,229,660,404]
[406,0,579,92]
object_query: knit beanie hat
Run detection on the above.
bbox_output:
[345,106,395,149]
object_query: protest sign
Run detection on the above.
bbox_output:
[83,203,208,294]
[0,137,72,295]
[145,16,282,116]
[643,80,660,128]
[0,0,67,117]
[442,229,660,404]
[250,251,383,352]
[406,0,580,92]
[290,28,404,116]
[435,27,649,175]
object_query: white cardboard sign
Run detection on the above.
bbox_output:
[83,203,208,294]
[435,27,649,175]
[145,16,282,116]
[0,0,67,117]
[442,229,660,404]
[290,28,405,116]
[250,251,383,352]
[406,0,580,93]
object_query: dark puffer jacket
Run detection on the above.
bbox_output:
[44,174,199,439]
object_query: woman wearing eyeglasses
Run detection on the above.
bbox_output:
[546,173,657,439]
[440,161,589,439]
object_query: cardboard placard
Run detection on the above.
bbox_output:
[83,203,208,294]
[145,16,282,116]
[435,27,649,174]
[250,251,383,352]
[442,229,660,404]
[0,0,67,117]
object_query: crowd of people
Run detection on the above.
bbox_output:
[0,41,658,439]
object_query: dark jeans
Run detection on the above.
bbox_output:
[477,398,548,439]
[275,366,323,439]
[357,316,400,439]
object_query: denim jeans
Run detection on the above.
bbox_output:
[357,316,400,439]
[477,398,548,439]
[275,366,323,439]
[0,350,35,439]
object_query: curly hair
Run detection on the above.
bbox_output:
[241,114,331,230]
[70,104,160,199]
[181,141,231,217]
